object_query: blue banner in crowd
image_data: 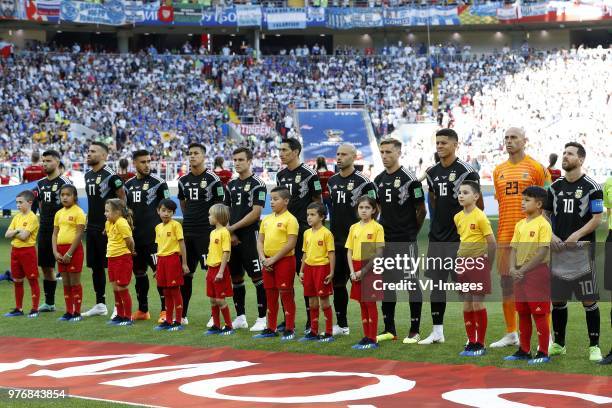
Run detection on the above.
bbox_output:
[297,110,373,165]
[236,5,261,27]
[60,0,128,25]
[201,6,236,27]
[265,8,307,30]
[383,6,459,26]
[469,1,503,17]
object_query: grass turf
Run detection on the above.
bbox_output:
[0,217,610,380]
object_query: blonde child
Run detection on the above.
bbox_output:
[204,204,234,336]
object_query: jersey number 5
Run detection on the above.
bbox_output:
[385,188,392,203]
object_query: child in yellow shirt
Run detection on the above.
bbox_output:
[105,199,136,326]
[4,190,40,318]
[204,204,234,336]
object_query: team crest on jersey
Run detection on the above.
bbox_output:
[499,174,504,180]
[214,239,219,244]
[22,222,27,227]
[394,178,401,188]
[200,180,207,189]
[52,184,58,192]
[522,172,529,179]
[295,174,301,183]
[318,240,324,246]
[277,223,282,228]
[69,216,74,221]
[367,234,373,239]
[244,183,251,192]
[96,176,101,185]
[530,231,535,237]
[167,232,171,237]
[470,224,476,230]
[449,172,456,182]
[575,189,583,199]
[347,181,354,191]
[143,183,149,191]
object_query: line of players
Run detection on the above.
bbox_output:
[2,130,611,364]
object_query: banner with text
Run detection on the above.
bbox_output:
[266,7,306,30]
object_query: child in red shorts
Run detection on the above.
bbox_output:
[105,199,136,326]
[454,181,496,357]
[346,195,385,350]
[204,203,234,336]
[505,186,552,364]
[299,202,335,342]
[4,190,40,318]
[154,199,189,331]
[254,187,298,341]
[52,185,86,322]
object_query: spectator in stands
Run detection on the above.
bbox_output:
[548,153,562,182]
[213,156,233,187]
[117,158,135,183]
[22,152,45,184]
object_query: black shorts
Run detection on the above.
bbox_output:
[133,243,158,274]
[293,223,308,275]
[424,242,459,282]
[37,229,55,268]
[229,231,262,281]
[551,272,599,302]
[86,229,108,269]
[333,245,350,287]
[185,233,210,275]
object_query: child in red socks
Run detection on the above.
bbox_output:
[505,186,552,364]
[254,187,298,341]
[204,204,234,336]
[52,185,85,322]
[299,202,335,343]
[4,190,40,319]
[454,181,496,356]
[105,199,136,327]
[154,199,189,332]
[346,195,385,350]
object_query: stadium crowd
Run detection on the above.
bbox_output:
[0,45,610,180]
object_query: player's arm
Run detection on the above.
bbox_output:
[310,175,322,203]
[63,224,85,264]
[566,192,604,243]
[177,180,187,214]
[415,201,426,232]
[298,253,306,282]
[212,179,226,204]
[178,238,190,275]
[325,250,335,284]
[115,186,127,203]
[52,226,62,262]
[268,234,298,266]
[125,236,136,255]
[518,246,549,277]
[8,228,31,241]
[111,175,127,203]
[216,251,230,281]
[228,205,263,234]
[485,233,496,262]
[347,248,357,280]
[257,231,266,264]
[4,220,19,239]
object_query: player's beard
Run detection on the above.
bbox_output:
[561,161,578,172]
[87,158,99,167]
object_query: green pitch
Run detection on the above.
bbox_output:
[0,217,609,378]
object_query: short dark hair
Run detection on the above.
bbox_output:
[564,142,586,159]
[60,184,78,202]
[232,147,253,160]
[307,202,326,219]
[380,138,402,149]
[282,138,302,155]
[42,150,61,160]
[460,180,481,195]
[549,153,558,167]
[119,158,129,170]
[356,195,379,218]
[435,128,459,142]
[522,186,547,206]
[158,198,177,212]
[214,156,224,168]
[31,152,40,162]
[270,186,291,200]
[91,141,109,153]
[188,142,206,154]
[132,150,150,160]
[17,190,35,202]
